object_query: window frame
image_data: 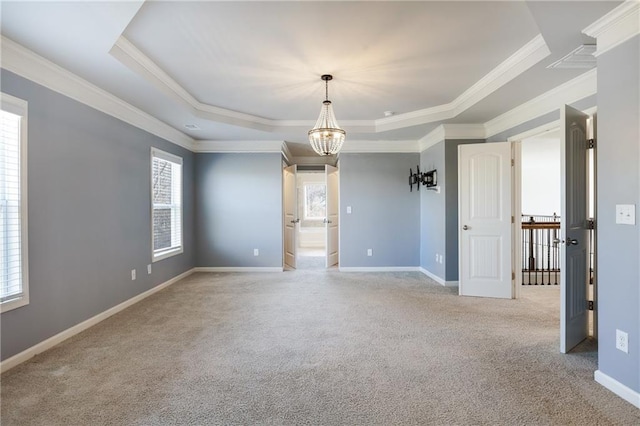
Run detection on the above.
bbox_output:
[303,183,326,221]
[1,93,29,313]
[150,147,183,262]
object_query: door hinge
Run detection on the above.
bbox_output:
[588,300,595,311]
[511,159,515,166]
[512,272,515,280]
[587,139,595,149]
[587,218,595,230]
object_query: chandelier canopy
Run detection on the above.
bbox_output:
[308,74,346,156]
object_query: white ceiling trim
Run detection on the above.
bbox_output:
[418,124,486,152]
[583,0,640,57]
[484,68,597,138]
[418,126,445,152]
[192,140,286,153]
[110,36,275,132]
[0,36,195,150]
[375,35,551,132]
[506,106,597,142]
[339,140,420,153]
[111,34,550,134]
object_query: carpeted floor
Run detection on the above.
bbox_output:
[1,270,638,425]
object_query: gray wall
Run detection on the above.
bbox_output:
[420,142,446,277]
[420,140,483,282]
[444,140,485,281]
[339,153,420,268]
[0,70,195,361]
[195,153,283,268]
[595,35,640,394]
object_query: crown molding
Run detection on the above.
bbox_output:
[112,34,549,135]
[583,0,640,57]
[418,126,446,151]
[505,106,597,142]
[0,36,194,151]
[418,124,486,152]
[192,140,286,153]
[484,68,597,138]
[340,140,419,153]
[376,34,550,132]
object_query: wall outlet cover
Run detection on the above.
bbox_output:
[131,269,136,281]
[616,329,629,353]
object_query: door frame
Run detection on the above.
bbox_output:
[506,106,598,348]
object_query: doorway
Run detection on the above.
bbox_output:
[520,124,596,339]
[283,165,339,270]
[458,106,597,353]
[296,171,327,269]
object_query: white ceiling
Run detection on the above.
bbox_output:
[0,1,621,156]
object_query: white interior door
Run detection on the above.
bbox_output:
[459,142,514,299]
[560,105,589,353]
[325,165,339,267]
[283,165,297,269]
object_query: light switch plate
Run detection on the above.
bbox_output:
[616,204,635,225]
[346,206,352,214]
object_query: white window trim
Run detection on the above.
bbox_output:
[1,93,29,313]
[150,147,183,262]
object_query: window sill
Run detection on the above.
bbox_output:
[153,247,183,263]
[1,295,29,313]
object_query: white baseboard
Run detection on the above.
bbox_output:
[0,268,195,374]
[339,267,421,272]
[419,268,459,287]
[594,370,640,408]
[193,267,283,273]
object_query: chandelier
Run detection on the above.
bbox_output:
[308,74,346,156]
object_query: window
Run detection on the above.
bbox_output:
[1,94,29,313]
[303,183,326,220]
[151,148,183,261]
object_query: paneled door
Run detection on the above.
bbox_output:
[325,165,339,267]
[459,142,515,299]
[283,165,297,269]
[560,105,590,353]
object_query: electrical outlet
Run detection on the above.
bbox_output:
[147,264,152,275]
[616,329,629,353]
[439,255,443,264]
[131,269,136,281]
[435,253,439,262]
[367,249,373,256]
[254,249,259,256]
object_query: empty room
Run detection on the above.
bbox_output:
[1,1,639,424]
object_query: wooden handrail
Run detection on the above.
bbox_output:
[522,222,560,230]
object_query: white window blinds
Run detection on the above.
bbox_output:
[1,98,28,310]
[151,148,183,261]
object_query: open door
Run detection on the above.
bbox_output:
[325,165,339,267]
[459,142,515,299]
[283,165,297,269]
[560,105,590,353]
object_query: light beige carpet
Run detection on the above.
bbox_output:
[1,270,638,425]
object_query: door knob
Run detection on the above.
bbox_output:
[291,218,300,224]
[462,225,469,230]
[566,238,578,246]
[553,238,564,245]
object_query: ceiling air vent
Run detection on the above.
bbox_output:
[184,124,200,130]
[547,45,596,69]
